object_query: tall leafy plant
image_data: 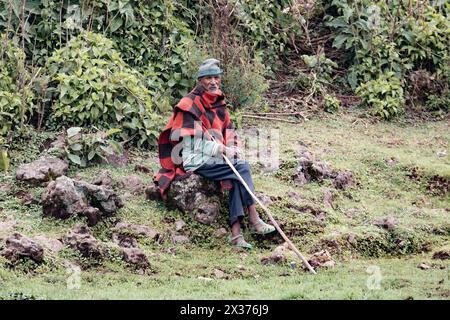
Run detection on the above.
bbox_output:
[45,32,164,147]
[0,34,34,136]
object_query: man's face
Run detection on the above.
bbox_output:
[199,75,221,93]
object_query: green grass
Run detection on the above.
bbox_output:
[0,110,449,299]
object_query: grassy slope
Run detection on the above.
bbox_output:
[0,110,449,300]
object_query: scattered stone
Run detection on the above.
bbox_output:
[41,176,123,226]
[286,203,327,221]
[373,217,396,231]
[255,191,273,207]
[0,217,17,241]
[323,238,340,251]
[1,232,44,263]
[166,174,223,225]
[261,243,295,265]
[417,263,431,270]
[432,250,450,260]
[113,221,159,240]
[0,184,12,193]
[213,268,226,279]
[172,234,190,244]
[347,233,357,244]
[15,156,68,185]
[332,171,355,190]
[307,250,336,268]
[292,151,355,190]
[112,232,138,248]
[145,183,162,201]
[322,188,333,209]
[287,190,303,201]
[436,150,447,158]
[91,170,113,188]
[194,195,221,225]
[175,219,186,231]
[385,157,399,166]
[197,276,213,281]
[421,242,433,253]
[62,224,104,258]
[134,164,152,174]
[33,235,64,253]
[121,247,149,267]
[82,207,102,226]
[213,228,228,238]
[120,175,145,195]
[293,150,333,186]
[42,176,85,220]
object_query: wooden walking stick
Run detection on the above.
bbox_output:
[200,121,316,274]
[221,152,317,274]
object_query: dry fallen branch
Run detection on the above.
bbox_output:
[242,114,300,124]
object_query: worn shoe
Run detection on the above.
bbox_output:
[228,234,253,250]
[249,218,276,235]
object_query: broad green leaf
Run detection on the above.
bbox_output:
[67,153,82,165]
[110,17,123,33]
[67,127,82,138]
[88,150,96,161]
[332,34,348,49]
[70,143,83,151]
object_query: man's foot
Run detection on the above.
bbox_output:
[228,234,253,250]
[249,218,276,235]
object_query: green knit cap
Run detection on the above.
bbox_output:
[196,58,223,79]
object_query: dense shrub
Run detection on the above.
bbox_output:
[356,71,405,119]
[53,127,123,168]
[324,0,449,118]
[229,0,303,60]
[0,34,34,137]
[45,32,164,147]
[0,0,197,103]
[220,47,269,109]
[323,93,341,113]
[194,39,269,109]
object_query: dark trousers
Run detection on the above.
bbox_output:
[195,160,256,226]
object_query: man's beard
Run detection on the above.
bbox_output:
[207,85,219,92]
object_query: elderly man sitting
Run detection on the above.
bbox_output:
[155,59,275,249]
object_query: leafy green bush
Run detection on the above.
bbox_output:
[323,94,341,113]
[356,72,405,119]
[45,32,164,147]
[324,0,449,117]
[286,52,338,99]
[425,92,450,114]
[194,39,269,109]
[230,0,303,61]
[0,34,34,137]
[0,0,197,103]
[0,139,9,172]
[221,48,269,109]
[349,36,404,89]
[302,53,338,81]
[55,127,123,168]
[105,0,197,102]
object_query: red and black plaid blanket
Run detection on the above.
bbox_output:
[154,85,239,198]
